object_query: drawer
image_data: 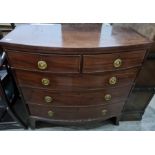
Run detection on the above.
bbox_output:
[83,50,146,73]
[15,68,138,90]
[22,85,132,106]
[28,103,124,120]
[6,51,80,73]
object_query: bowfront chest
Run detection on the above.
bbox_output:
[0,24,152,128]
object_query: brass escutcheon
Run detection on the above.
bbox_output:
[38,60,47,70]
[113,58,122,68]
[41,78,50,86]
[109,76,117,85]
[102,109,107,116]
[104,94,112,101]
[44,96,53,103]
[48,110,54,117]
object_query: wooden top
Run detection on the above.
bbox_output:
[0,24,152,52]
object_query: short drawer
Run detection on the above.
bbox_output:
[6,51,80,73]
[22,85,132,106]
[83,50,146,73]
[28,103,124,120]
[15,68,138,90]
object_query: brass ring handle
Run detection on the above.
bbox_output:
[41,78,50,86]
[38,60,47,70]
[44,96,53,103]
[102,109,107,116]
[48,110,54,117]
[109,76,117,85]
[104,94,112,101]
[113,58,122,68]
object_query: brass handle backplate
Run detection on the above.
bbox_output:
[38,60,47,70]
[48,110,54,117]
[41,78,50,86]
[104,94,112,101]
[44,96,53,103]
[102,109,107,116]
[113,58,122,68]
[109,76,117,85]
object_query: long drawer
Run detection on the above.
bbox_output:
[6,51,80,73]
[28,103,124,120]
[14,68,138,90]
[22,85,132,106]
[83,50,146,73]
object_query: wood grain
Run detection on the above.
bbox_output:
[6,50,80,73]
[0,24,152,54]
[83,50,146,73]
[21,85,132,106]
[14,68,138,90]
[28,103,124,120]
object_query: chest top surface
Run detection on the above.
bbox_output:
[0,24,152,50]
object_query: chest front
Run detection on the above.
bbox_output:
[0,24,152,128]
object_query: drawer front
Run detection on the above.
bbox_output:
[6,51,80,73]
[15,68,138,90]
[28,103,124,120]
[22,85,131,106]
[83,50,146,73]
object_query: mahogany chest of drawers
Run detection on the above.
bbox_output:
[0,24,152,128]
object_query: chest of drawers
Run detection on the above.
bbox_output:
[0,24,152,128]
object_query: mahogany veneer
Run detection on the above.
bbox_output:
[29,103,124,122]
[14,68,138,90]
[21,85,131,106]
[7,51,81,73]
[0,24,152,129]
